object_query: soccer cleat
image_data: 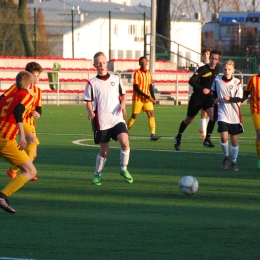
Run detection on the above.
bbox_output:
[258,160,260,170]
[198,127,203,134]
[120,169,133,183]
[92,174,101,185]
[150,134,162,141]
[6,167,17,180]
[0,198,16,214]
[231,162,239,171]
[221,156,229,169]
[31,176,38,182]
[203,139,215,148]
[174,136,181,151]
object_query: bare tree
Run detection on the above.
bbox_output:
[36,8,50,56]
[18,0,34,56]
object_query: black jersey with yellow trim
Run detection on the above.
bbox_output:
[189,63,220,94]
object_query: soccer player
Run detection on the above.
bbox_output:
[195,49,210,140]
[174,49,222,150]
[1,62,43,182]
[234,61,260,169]
[84,51,133,185]
[127,56,161,141]
[0,71,37,214]
[211,60,243,171]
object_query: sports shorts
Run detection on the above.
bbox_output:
[252,114,260,130]
[187,92,215,118]
[0,138,29,166]
[131,100,154,114]
[218,121,244,135]
[94,122,128,144]
[23,122,40,145]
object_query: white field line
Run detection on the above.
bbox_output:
[0,258,37,260]
[72,138,255,157]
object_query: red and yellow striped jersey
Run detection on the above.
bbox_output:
[0,89,34,140]
[4,84,42,126]
[246,75,260,115]
[132,69,152,102]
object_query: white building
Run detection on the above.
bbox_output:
[27,0,202,67]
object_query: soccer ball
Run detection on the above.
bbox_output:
[179,176,199,195]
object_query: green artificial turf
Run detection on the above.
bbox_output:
[0,105,259,260]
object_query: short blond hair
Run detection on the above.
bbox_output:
[16,71,35,90]
[223,60,235,67]
[93,52,106,61]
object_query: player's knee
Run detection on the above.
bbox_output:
[100,151,109,158]
[131,114,138,119]
[26,134,37,144]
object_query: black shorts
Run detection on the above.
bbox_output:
[187,92,215,118]
[93,122,128,144]
[218,121,244,135]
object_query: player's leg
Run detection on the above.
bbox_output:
[219,122,229,169]
[230,134,239,171]
[145,106,162,141]
[174,94,199,151]
[92,136,110,186]
[114,122,133,183]
[204,105,216,148]
[0,140,37,213]
[199,109,208,140]
[7,123,38,181]
[252,114,260,169]
[127,101,142,130]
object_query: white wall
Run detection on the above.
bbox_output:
[63,17,201,66]
[170,21,201,67]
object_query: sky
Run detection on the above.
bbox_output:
[132,0,150,6]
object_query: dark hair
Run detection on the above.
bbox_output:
[202,49,210,54]
[25,62,43,73]
[139,56,147,62]
[210,49,222,56]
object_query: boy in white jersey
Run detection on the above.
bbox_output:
[84,51,133,185]
[211,60,243,171]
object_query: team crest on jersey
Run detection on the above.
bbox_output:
[229,85,234,90]
[111,82,115,86]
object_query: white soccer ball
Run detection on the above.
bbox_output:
[179,176,199,195]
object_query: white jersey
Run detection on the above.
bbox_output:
[194,61,207,72]
[84,74,126,130]
[211,76,243,124]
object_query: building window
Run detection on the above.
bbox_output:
[135,50,142,59]
[126,50,132,59]
[128,24,136,35]
[118,50,124,59]
[111,50,115,59]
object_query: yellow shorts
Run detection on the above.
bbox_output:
[132,100,154,114]
[23,122,40,145]
[252,114,260,130]
[0,138,29,166]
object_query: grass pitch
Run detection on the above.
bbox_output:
[0,105,259,260]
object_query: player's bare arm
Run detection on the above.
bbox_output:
[17,122,27,150]
[86,101,95,120]
[118,95,127,115]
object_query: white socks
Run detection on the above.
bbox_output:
[94,154,107,175]
[220,141,229,157]
[120,148,130,171]
[220,141,239,162]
